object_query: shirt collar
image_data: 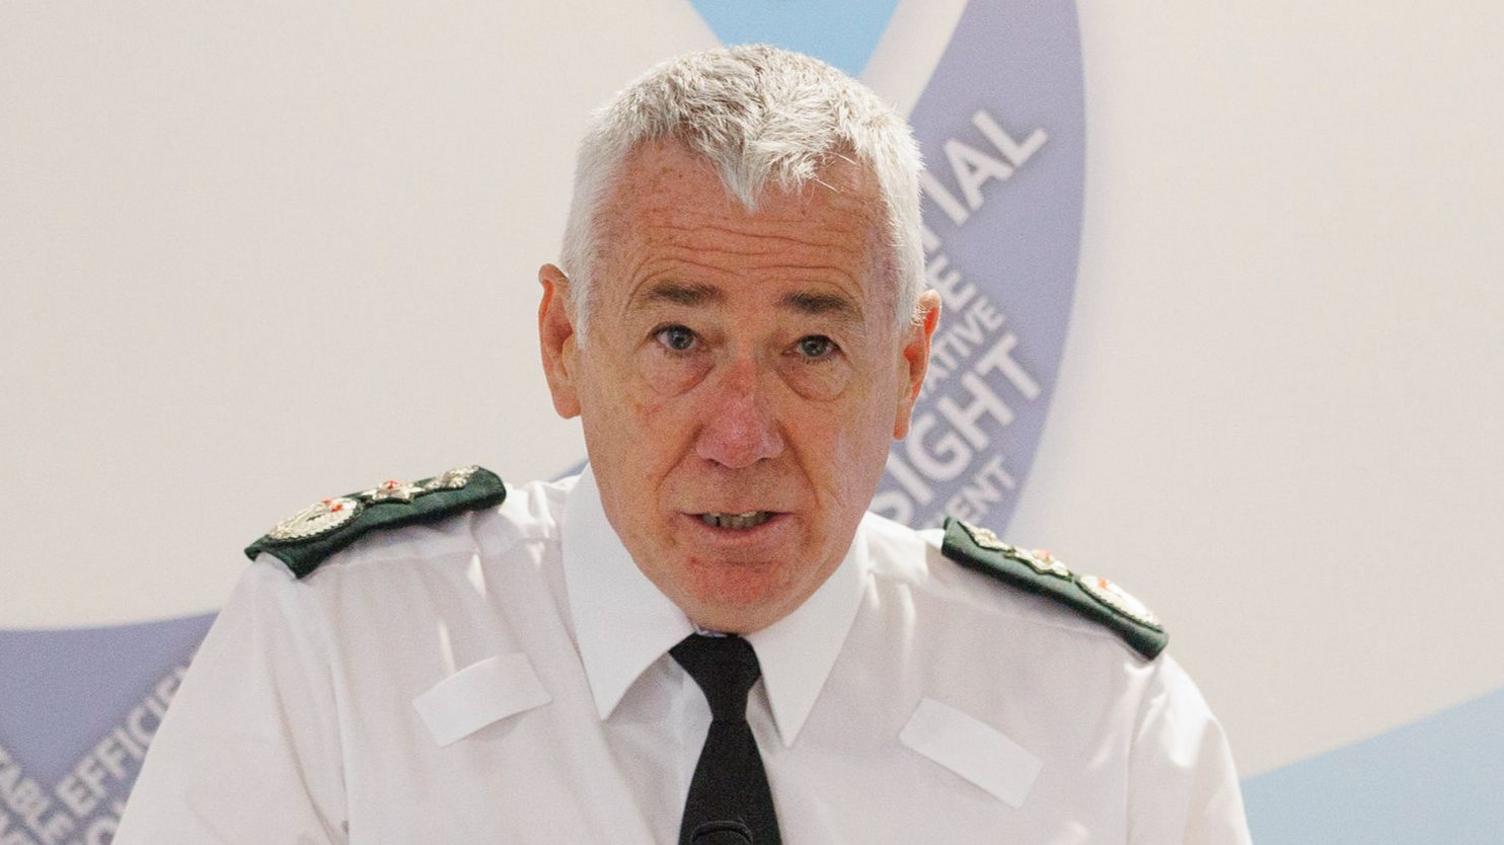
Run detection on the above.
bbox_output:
[561,465,869,748]
[562,466,694,724]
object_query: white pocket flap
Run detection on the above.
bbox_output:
[899,697,1042,808]
[413,653,551,747]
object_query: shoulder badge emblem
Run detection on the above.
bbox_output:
[961,522,1074,580]
[1077,574,1163,631]
[267,497,363,542]
[423,465,480,491]
[361,479,426,504]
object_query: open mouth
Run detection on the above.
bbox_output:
[698,511,774,530]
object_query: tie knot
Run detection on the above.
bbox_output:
[670,634,762,722]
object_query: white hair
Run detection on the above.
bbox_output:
[558,44,925,338]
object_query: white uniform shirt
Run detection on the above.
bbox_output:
[117,468,1251,843]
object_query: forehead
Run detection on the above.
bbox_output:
[594,140,886,304]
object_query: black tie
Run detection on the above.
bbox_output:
[670,634,782,845]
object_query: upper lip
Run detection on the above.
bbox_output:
[685,507,787,515]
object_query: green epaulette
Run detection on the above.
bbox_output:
[244,465,507,579]
[940,517,1168,660]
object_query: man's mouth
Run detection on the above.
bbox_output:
[698,511,774,530]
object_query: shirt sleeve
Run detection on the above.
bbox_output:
[1126,654,1251,844]
[114,556,349,844]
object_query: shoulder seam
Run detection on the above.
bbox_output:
[919,559,1150,652]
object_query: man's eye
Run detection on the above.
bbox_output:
[654,325,698,352]
[795,335,838,361]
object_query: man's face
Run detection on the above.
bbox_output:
[540,140,938,633]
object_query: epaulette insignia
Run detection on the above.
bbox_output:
[940,517,1168,660]
[244,465,506,579]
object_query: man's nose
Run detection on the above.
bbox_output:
[694,357,785,469]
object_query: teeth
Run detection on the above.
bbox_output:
[699,511,772,529]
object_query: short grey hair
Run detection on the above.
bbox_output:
[559,44,925,337]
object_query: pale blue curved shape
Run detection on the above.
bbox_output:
[1242,686,1504,844]
[0,614,215,785]
[688,0,900,77]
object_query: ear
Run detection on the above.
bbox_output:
[893,289,942,438]
[538,264,582,419]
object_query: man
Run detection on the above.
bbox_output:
[117,45,1250,842]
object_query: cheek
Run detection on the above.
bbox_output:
[579,347,698,469]
[634,346,713,397]
[778,355,853,401]
[815,383,901,491]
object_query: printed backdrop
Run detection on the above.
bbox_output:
[2,2,1501,843]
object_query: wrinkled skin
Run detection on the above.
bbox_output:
[539,139,940,633]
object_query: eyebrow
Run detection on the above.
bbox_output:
[629,279,865,327]
[780,290,862,324]
[633,280,722,309]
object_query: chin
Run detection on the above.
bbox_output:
[679,558,798,632]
